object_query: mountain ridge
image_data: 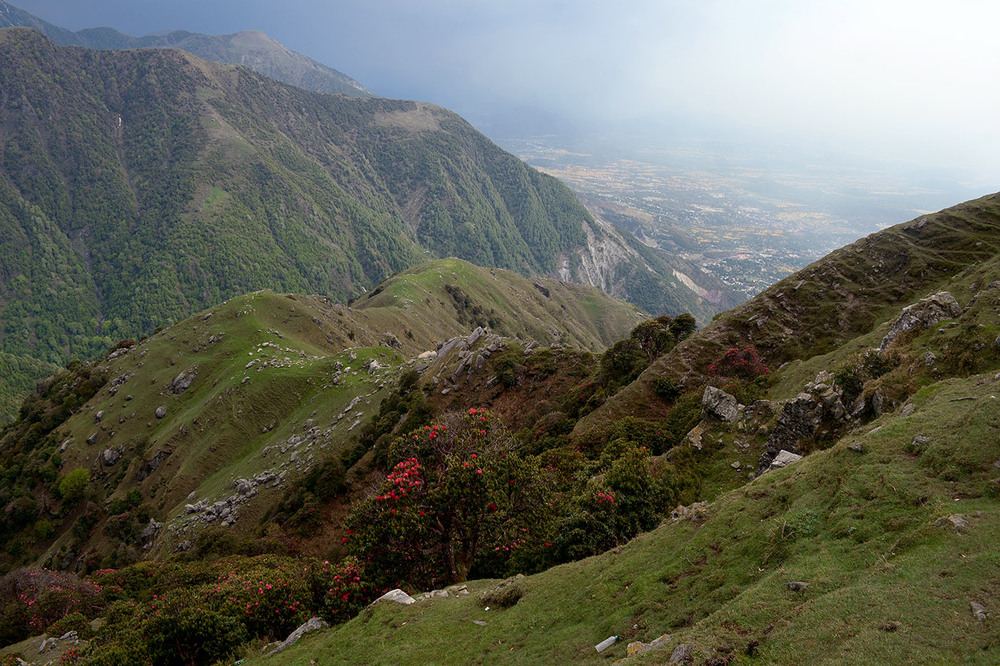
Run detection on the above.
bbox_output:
[0,1,373,97]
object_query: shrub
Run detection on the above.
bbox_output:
[0,568,105,645]
[58,468,91,504]
[651,376,681,402]
[709,345,770,381]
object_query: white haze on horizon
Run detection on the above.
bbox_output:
[13,0,1000,183]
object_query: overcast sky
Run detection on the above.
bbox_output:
[11,0,1000,181]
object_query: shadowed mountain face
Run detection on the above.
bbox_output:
[0,1,373,97]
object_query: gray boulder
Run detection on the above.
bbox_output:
[766,450,803,472]
[467,326,487,347]
[376,588,415,605]
[170,367,198,394]
[154,406,167,419]
[669,642,697,663]
[141,518,162,545]
[382,332,402,349]
[701,386,739,422]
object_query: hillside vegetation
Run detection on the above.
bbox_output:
[2,193,1000,663]
[579,191,1000,430]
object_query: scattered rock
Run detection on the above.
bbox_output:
[900,403,915,417]
[879,621,903,632]
[473,620,487,627]
[847,442,864,453]
[170,367,198,394]
[787,581,809,591]
[936,514,970,530]
[730,461,742,470]
[669,642,697,663]
[925,351,937,366]
[271,616,329,655]
[878,291,962,353]
[86,432,98,446]
[376,589,415,605]
[95,410,105,423]
[101,448,121,466]
[702,386,739,422]
[671,501,709,522]
[154,406,167,419]
[971,601,988,622]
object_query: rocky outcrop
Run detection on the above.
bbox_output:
[757,393,822,473]
[757,371,858,474]
[271,616,329,655]
[878,291,961,353]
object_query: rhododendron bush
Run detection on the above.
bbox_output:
[347,408,552,590]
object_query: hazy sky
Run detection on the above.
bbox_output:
[11,0,1000,181]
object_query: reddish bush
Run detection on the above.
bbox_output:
[708,345,770,380]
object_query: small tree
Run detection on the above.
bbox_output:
[58,468,90,505]
[630,319,675,363]
[347,409,550,590]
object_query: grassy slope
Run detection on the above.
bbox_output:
[577,192,1000,431]
[12,259,642,565]
[262,372,1000,665]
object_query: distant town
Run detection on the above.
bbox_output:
[504,135,971,300]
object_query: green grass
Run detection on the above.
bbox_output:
[258,371,1000,665]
